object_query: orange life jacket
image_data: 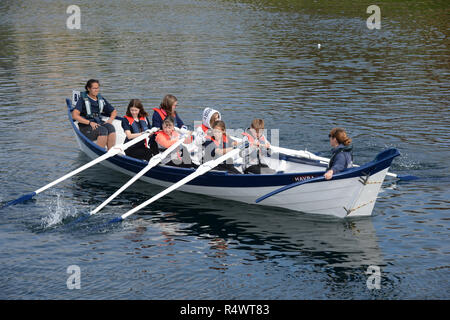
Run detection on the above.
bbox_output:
[242,132,266,145]
[155,130,182,160]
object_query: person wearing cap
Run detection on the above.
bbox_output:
[186,107,222,166]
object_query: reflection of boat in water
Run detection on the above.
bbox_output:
[67,99,399,218]
[167,195,384,269]
[71,169,383,269]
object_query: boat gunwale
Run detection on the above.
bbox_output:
[66,99,399,188]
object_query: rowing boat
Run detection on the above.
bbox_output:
[66,99,399,218]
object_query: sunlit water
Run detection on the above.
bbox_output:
[0,0,448,299]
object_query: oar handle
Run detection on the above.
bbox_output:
[119,146,242,221]
[90,136,186,216]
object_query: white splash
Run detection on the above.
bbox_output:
[41,193,79,228]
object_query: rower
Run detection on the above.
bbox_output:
[121,99,153,161]
[241,119,276,174]
[155,116,194,168]
[202,120,241,174]
[71,79,117,150]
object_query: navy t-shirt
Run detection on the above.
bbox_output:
[151,109,185,129]
[121,117,150,143]
[74,94,115,125]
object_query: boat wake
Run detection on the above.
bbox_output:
[41,192,79,228]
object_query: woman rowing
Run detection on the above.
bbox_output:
[151,94,185,129]
[72,79,117,150]
[121,99,153,161]
[155,116,194,168]
[324,127,353,180]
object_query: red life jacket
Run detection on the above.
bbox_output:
[152,107,167,121]
[124,115,150,148]
[201,124,209,133]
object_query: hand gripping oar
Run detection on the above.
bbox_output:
[108,146,243,224]
[273,147,418,181]
[73,136,187,224]
[231,135,417,181]
[1,128,159,209]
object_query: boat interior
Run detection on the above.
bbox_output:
[75,116,327,175]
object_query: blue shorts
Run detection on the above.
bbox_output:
[79,122,115,141]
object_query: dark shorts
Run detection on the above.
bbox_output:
[79,122,115,141]
[244,164,276,174]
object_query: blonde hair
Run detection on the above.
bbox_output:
[250,118,265,130]
[212,120,226,131]
[329,127,352,146]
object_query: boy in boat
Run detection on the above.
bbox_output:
[155,116,194,168]
[241,119,276,174]
[202,120,241,174]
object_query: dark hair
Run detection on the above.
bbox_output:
[126,99,148,118]
[212,120,226,131]
[160,94,177,116]
[329,127,352,146]
[163,115,175,126]
[85,79,100,91]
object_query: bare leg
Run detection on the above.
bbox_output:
[97,135,107,149]
[106,132,116,150]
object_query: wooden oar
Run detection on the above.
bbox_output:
[1,128,159,209]
[108,146,243,224]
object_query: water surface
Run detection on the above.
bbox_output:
[0,0,449,299]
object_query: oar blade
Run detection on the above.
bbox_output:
[67,213,92,226]
[108,217,124,224]
[397,174,419,181]
[1,192,37,209]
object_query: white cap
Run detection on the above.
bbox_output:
[202,107,221,129]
